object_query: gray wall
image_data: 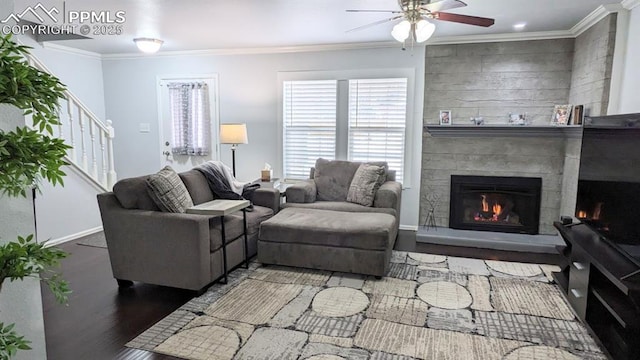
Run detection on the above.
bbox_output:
[569,14,617,117]
[102,46,425,228]
[423,39,574,126]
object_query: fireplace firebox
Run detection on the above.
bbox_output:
[449,175,542,235]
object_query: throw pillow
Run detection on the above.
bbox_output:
[314,158,362,201]
[146,166,194,213]
[346,163,386,207]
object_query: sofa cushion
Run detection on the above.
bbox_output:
[347,164,386,207]
[259,208,395,251]
[112,175,159,210]
[146,166,194,213]
[314,158,362,201]
[179,169,215,205]
[209,205,274,251]
[282,201,396,218]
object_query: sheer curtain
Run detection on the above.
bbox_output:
[168,82,211,156]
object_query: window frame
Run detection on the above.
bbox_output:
[277,68,416,188]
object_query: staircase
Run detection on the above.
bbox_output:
[26,54,116,191]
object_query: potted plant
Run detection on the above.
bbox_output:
[0,34,71,359]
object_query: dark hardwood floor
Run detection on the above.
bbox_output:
[42,231,560,359]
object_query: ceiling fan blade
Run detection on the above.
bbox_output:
[346,15,403,33]
[434,12,495,27]
[346,10,402,13]
[423,0,467,13]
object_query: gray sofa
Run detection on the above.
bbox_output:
[97,169,280,292]
[258,159,402,276]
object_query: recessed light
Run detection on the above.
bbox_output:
[513,23,526,31]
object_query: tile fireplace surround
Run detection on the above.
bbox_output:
[420,126,582,235]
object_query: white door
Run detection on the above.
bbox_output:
[157,75,220,173]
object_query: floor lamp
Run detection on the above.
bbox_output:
[220,123,248,177]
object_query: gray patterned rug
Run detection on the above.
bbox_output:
[126,251,605,360]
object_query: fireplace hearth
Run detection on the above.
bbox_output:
[449,175,542,235]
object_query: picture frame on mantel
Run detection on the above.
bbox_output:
[440,110,452,125]
[572,105,584,125]
[551,104,572,126]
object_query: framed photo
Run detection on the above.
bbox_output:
[509,113,527,125]
[572,105,584,125]
[439,110,452,125]
[551,105,572,126]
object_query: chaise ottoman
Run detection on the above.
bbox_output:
[257,207,397,276]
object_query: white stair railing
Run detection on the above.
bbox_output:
[26,55,116,191]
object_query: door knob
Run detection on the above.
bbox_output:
[163,151,170,156]
[165,141,170,146]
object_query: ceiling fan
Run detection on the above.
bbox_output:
[347,0,495,43]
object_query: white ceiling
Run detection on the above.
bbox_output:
[14,0,625,54]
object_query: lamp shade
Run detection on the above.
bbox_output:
[415,19,436,43]
[220,123,248,144]
[134,38,164,53]
[391,20,411,42]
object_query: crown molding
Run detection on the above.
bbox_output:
[102,41,401,60]
[622,0,640,10]
[570,4,625,36]
[41,42,102,59]
[428,30,573,45]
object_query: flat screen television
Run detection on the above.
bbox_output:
[576,115,640,267]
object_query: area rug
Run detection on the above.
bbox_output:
[76,231,107,248]
[126,251,606,360]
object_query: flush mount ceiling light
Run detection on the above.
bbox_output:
[133,38,164,54]
[513,22,527,31]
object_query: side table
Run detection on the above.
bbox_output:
[186,199,250,284]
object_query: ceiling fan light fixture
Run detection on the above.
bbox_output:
[415,19,436,43]
[391,20,411,42]
[134,38,164,54]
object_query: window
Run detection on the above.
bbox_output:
[283,80,337,179]
[282,77,408,183]
[168,82,211,156]
[349,78,407,182]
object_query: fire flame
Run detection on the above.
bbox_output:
[481,195,489,212]
[577,210,587,218]
[492,203,502,216]
[593,202,603,220]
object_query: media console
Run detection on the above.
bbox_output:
[554,221,640,359]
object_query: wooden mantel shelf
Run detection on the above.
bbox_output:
[424,125,584,138]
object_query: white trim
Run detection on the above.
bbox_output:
[570,4,624,37]
[622,0,640,10]
[399,225,418,232]
[41,42,102,59]
[45,226,103,247]
[428,30,573,45]
[608,8,630,114]
[65,157,109,192]
[102,41,400,60]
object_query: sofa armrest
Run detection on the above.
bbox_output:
[285,180,317,203]
[252,188,280,213]
[373,181,402,216]
[97,193,212,290]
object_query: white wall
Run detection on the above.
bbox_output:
[15,37,107,241]
[619,6,640,113]
[0,103,47,359]
[102,46,425,228]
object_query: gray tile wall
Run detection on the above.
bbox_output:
[420,136,565,235]
[419,17,618,235]
[424,39,575,126]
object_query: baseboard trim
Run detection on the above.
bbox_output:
[45,226,103,247]
[399,225,418,232]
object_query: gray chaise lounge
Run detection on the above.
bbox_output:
[258,159,402,276]
[97,169,280,292]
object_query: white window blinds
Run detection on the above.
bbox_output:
[168,82,211,156]
[283,80,337,179]
[348,78,408,183]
